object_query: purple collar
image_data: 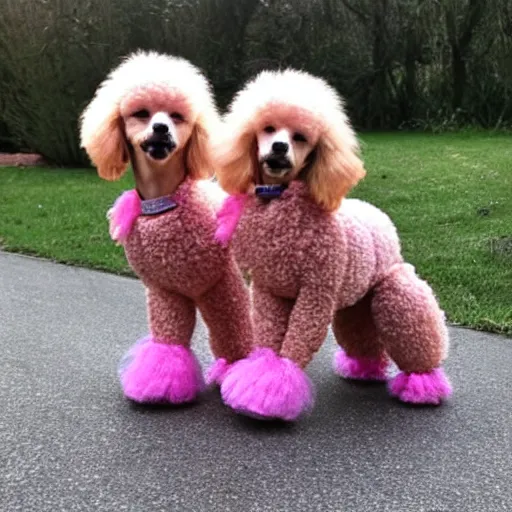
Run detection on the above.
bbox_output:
[140,195,178,216]
[254,184,287,200]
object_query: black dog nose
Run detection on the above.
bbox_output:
[153,123,169,134]
[272,141,289,153]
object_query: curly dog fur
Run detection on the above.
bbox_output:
[80,51,252,404]
[215,69,452,420]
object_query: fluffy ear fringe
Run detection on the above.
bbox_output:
[186,120,215,180]
[307,135,366,212]
[217,68,368,211]
[80,96,128,181]
[215,131,257,195]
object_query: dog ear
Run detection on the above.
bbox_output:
[186,120,215,180]
[80,93,129,181]
[216,130,258,195]
[307,134,366,212]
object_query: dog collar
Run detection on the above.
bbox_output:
[254,184,287,200]
[140,195,178,216]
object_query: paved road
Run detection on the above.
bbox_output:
[1,251,511,512]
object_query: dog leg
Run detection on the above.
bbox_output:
[371,263,452,404]
[221,288,334,421]
[220,286,299,418]
[119,287,203,404]
[197,261,253,386]
[279,289,335,368]
[332,293,388,381]
[252,286,295,353]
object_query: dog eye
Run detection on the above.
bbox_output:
[293,132,307,143]
[170,112,185,123]
[264,125,276,134]
[132,109,150,119]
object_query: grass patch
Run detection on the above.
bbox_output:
[355,132,512,335]
[0,167,134,275]
[1,132,511,335]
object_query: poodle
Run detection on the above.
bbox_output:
[80,51,252,404]
[214,69,452,421]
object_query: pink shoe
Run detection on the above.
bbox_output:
[118,336,204,404]
[333,349,388,381]
[220,348,314,421]
[388,368,452,405]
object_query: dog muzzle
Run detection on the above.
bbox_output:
[140,136,176,160]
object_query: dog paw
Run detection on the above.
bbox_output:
[333,349,388,381]
[108,189,141,244]
[220,348,314,421]
[119,337,204,404]
[388,368,452,405]
[205,358,231,387]
[214,194,247,247]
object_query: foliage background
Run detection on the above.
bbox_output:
[1,0,512,164]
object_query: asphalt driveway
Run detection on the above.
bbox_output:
[1,251,511,511]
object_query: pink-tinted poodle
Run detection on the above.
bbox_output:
[214,69,452,421]
[80,51,252,404]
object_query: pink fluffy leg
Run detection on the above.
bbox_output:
[372,263,452,404]
[333,349,388,381]
[198,262,253,387]
[119,337,204,404]
[220,348,314,421]
[332,295,388,382]
[197,262,253,376]
[388,368,452,405]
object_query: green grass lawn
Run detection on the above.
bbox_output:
[1,132,511,335]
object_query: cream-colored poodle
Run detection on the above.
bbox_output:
[214,69,452,421]
[80,52,252,404]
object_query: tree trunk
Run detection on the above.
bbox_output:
[445,0,485,112]
[451,45,467,110]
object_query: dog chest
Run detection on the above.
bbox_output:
[233,198,336,298]
[124,203,227,296]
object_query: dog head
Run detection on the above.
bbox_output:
[216,69,366,211]
[80,51,218,181]
[256,123,314,184]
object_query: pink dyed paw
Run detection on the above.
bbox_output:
[205,358,231,387]
[388,368,452,405]
[107,189,141,244]
[214,194,247,247]
[333,349,388,381]
[220,348,314,421]
[118,337,204,404]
